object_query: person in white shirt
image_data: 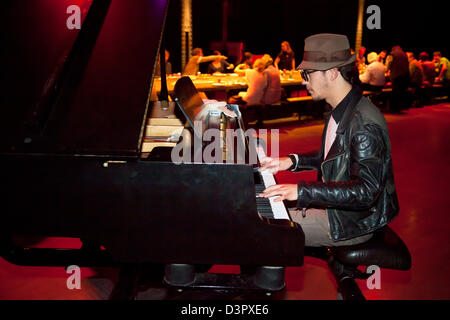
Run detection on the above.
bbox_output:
[261,54,282,105]
[359,52,386,91]
[228,55,282,127]
[228,57,267,106]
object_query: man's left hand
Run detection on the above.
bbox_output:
[258,184,298,202]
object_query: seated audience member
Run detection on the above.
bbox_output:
[234,52,254,75]
[407,52,424,88]
[207,50,234,74]
[275,41,296,72]
[228,57,267,106]
[154,49,172,76]
[385,54,393,81]
[419,52,436,86]
[261,54,282,104]
[183,48,228,75]
[356,46,366,73]
[378,50,388,65]
[433,51,450,85]
[359,52,386,91]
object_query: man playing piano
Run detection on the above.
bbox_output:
[258,34,399,247]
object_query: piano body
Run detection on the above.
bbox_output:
[0,0,304,293]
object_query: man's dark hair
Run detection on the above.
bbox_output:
[338,62,361,87]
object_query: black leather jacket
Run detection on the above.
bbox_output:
[292,92,399,241]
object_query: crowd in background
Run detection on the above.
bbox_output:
[159,42,449,89]
[157,41,448,113]
[356,45,449,89]
[355,45,449,111]
[173,41,298,110]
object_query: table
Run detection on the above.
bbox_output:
[150,72,304,101]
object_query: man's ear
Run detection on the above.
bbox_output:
[328,67,340,81]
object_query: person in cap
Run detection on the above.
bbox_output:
[258,33,399,247]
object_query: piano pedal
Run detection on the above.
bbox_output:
[163,264,286,293]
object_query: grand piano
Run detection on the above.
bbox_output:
[0,0,304,297]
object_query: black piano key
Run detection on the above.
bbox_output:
[254,184,275,219]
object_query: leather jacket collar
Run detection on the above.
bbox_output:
[335,87,362,135]
[323,88,362,161]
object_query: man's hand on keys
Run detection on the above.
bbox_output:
[258,184,298,202]
[258,156,293,174]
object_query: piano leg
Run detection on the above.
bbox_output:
[254,266,286,291]
[110,263,166,300]
[241,264,287,291]
[109,264,140,300]
[164,264,196,287]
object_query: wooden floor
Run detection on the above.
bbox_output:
[1,103,449,300]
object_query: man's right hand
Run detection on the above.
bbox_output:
[258,156,293,174]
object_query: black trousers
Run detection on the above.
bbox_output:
[391,75,410,112]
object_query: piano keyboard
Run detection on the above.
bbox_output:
[255,145,290,220]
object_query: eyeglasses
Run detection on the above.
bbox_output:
[300,69,319,82]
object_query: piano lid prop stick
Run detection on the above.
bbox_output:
[159,40,169,110]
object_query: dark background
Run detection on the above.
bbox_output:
[164,0,447,73]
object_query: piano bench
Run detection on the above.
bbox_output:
[305,226,411,300]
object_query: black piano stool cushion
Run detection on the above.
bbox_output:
[330,226,411,270]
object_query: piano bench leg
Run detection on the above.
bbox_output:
[328,258,366,300]
[253,266,286,291]
[304,246,366,300]
[164,264,196,287]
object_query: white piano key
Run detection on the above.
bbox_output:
[255,144,290,220]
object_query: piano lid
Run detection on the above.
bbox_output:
[0,0,168,158]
